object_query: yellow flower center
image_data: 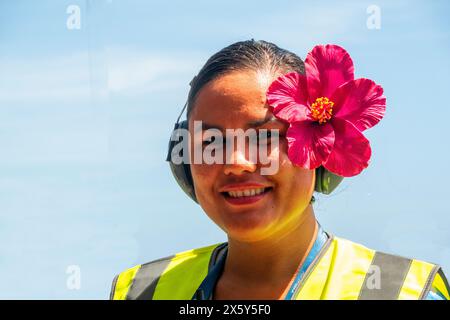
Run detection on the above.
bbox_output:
[310,97,334,124]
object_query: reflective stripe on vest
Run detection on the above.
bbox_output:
[111,236,440,300]
[112,243,225,300]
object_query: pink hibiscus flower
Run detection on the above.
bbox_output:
[266,44,386,177]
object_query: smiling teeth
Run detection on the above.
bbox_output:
[227,188,266,198]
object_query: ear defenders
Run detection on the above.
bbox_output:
[166,102,344,203]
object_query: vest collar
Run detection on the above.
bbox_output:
[192,222,330,300]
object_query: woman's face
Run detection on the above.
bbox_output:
[189,69,315,243]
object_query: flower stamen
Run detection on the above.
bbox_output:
[311,97,334,124]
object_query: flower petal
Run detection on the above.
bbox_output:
[323,118,371,177]
[332,78,386,132]
[286,121,335,169]
[306,44,355,102]
[266,72,311,123]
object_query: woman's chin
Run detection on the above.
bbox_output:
[221,213,278,242]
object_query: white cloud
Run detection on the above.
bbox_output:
[106,47,202,95]
[0,47,204,102]
[0,52,91,102]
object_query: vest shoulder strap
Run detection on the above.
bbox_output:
[358,250,439,300]
[110,242,225,300]
[295,236,440,300]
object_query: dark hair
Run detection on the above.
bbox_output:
[186,39,305,119]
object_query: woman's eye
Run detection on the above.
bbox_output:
[202,136,225,147]
[258,130,275,143]
[202,138,213,146]
[256,130,285,146]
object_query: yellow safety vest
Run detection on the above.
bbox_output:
[110,234,450,300]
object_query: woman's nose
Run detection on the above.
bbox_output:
[223,146,257,176]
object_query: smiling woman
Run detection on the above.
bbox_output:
[110,40,450,300]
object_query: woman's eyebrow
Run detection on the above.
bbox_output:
[201,115,278,131]
[201,122,224,131]
[246,115,278,127]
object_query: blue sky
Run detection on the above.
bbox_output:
[0,0,449,299]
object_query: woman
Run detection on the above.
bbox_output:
[110,40,449,300]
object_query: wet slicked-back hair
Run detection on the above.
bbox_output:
[186,39,305,119]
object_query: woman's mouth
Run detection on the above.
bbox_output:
[220,187,273,205]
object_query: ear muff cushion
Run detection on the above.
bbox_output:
[169,160,197,203]
[167,120,198,203]
[315,166,344,195]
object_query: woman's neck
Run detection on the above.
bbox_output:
[220,205,318,298]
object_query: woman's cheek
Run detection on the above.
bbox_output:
[191,164,210,187]
[191,163,220,199]
[260,139,290,175]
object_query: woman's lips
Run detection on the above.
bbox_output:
[221,187,273,206]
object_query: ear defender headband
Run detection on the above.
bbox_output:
[165,102,345,204]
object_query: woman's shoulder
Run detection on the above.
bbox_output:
[330,234,449,300]
[331,233,440,267]
[110,242,226,300]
